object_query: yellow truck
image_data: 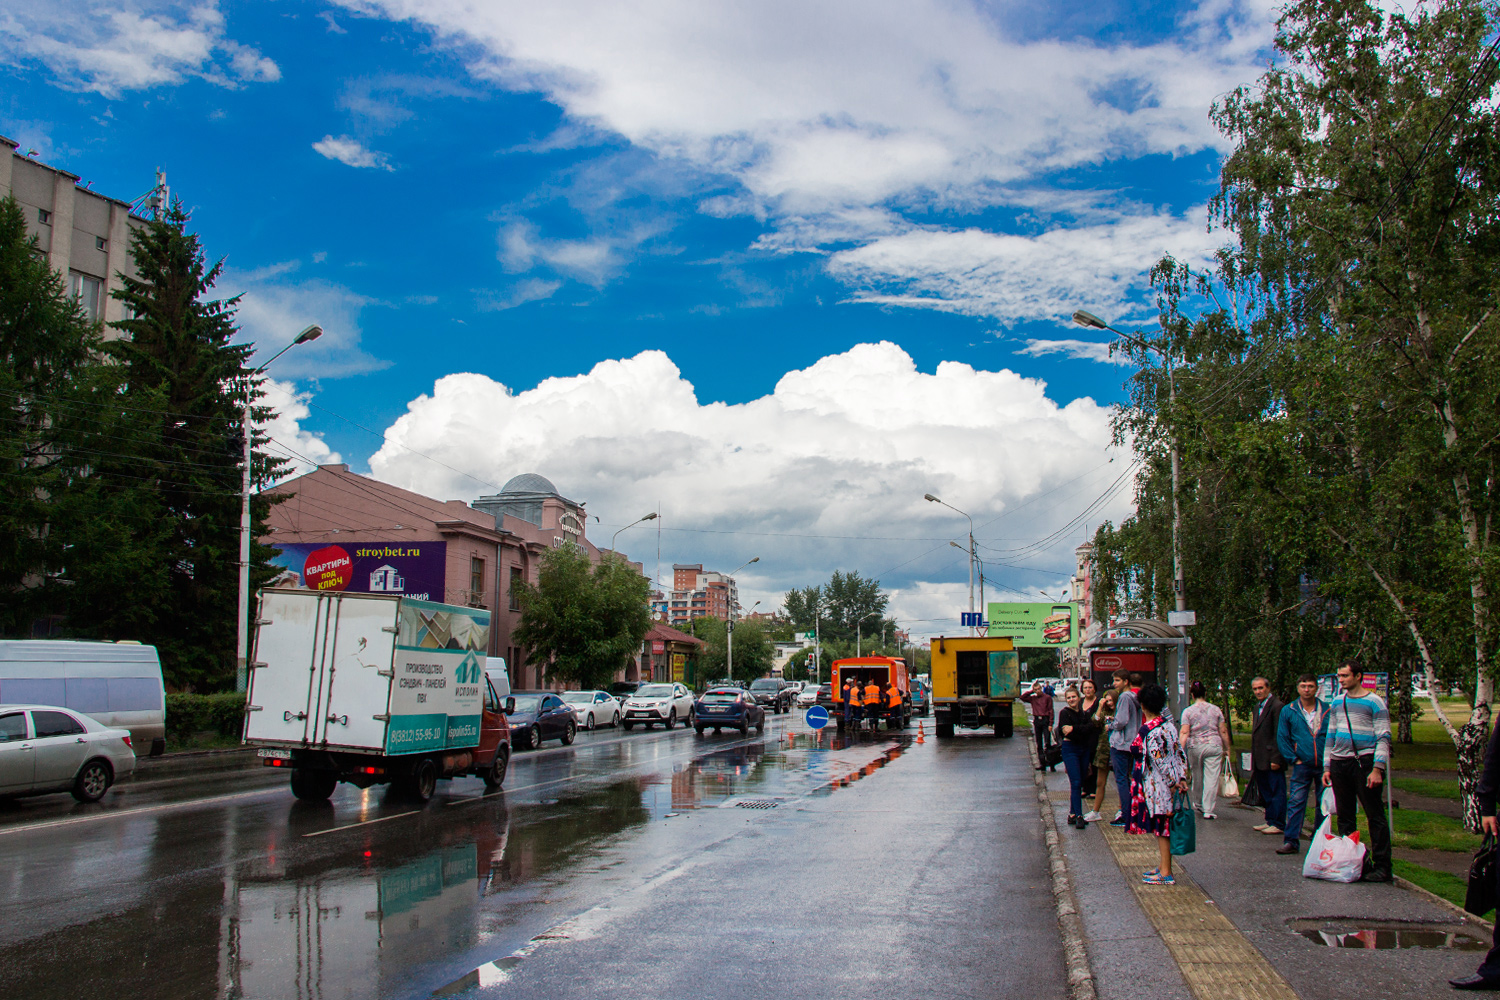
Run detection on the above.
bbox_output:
[929,636,1019,738]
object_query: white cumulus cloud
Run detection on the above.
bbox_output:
[312,135,393,170]
[2,1,280,98]
[257,379,343,483]
[365,342,1130,625]
[225,264,390,379]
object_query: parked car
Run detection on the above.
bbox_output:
[0,704,137,802]
[747,677,796,714]
[609,681,645,704]
[506,692,578,749]
[0,639,167,755]
[796,683,823,708]
[909,679,931,717]
[560,690,621,730]
[813,683,838,713]
[693,687,765,735]
[621,683,696,730]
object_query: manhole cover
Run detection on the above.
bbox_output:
[1288,918,1487,951]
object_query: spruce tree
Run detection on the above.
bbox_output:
[107,202,288,690]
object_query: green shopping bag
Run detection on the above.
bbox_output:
[1170,790,1196,856]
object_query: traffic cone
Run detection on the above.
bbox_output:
[917,721,925,744]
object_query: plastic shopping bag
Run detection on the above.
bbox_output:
[1303,816,1366,882]
[1170,791,1196,856]
[1219,770,1239,798]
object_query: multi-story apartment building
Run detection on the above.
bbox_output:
[660,563,740,626]
[1,137,147,331]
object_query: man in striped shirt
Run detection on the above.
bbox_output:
[1321,658,1392,882]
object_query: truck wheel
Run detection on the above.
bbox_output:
[409,758,438,803]
[997,715,1015,738]
[936,723,955,738]
[291,768,336,801]
[483,746,510,789]
[561,720,577,746]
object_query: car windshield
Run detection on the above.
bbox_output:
[560,692,595,704]
[749,680,778,690]
[635,685,673,698]
[819,684,831,694]
[510,695,541,712]
[701,690,740,702]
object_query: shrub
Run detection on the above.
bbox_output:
[165,691,246,742]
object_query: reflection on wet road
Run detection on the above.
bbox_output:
[0,717,1061,999]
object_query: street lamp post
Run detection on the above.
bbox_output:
[1073,310,1186,616]
[728,599,760,683]
[927,494,975,630]
[237,324,323,692]
[610,512,659,553]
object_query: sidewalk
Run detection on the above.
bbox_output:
[1041,763,1493,999]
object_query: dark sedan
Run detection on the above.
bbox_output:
[505,692,578,750]
[693,688,765,736]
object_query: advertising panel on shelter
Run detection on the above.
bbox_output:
[986,602,1081,648]
[267,541,447,602]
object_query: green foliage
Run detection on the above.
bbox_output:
[1392,860,1487,917]
[164,691,246,741]
[686,615,774,683]
[782,570,893,645]
[514,547,652,690]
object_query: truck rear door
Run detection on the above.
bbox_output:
[315,594,399,750]
[246,591,330,745]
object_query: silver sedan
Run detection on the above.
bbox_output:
[0,704,137,802]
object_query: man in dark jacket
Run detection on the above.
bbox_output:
[1451,719,1500,990]
[1250,676,1287,836]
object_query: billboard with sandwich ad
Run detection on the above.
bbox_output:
[986,603,1081,648]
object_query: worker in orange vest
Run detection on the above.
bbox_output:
[886,680,902,728]
[864,678,881,730]
[843,675,860,730]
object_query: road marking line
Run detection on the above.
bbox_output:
[0,785,283,838]
[301,809,419,838]
[1095,790,1299,1000]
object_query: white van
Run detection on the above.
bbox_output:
[0,640,166,755]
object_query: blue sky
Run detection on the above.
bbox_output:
[2,0,1273,632]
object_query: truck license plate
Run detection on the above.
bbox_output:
[257,748,292,760]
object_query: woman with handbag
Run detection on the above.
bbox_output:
[1083,691,1117,823]
[1057,686,1097,829]
[1179,680,1232,819]
[1129,684,1190,885]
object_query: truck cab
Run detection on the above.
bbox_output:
[929,636,1019,738]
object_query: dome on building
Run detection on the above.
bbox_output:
[500,473,557,495]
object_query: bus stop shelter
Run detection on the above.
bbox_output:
[1082,619,1192,720]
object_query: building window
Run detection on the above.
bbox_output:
[509,566,523,611]
[70,272,102,322]
[38,209,50,224]
[470,557,485,599]
[95,236,106,251]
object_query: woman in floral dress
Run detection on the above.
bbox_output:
[1127,684,1189,885]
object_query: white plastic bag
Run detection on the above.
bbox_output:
[1303,814,1366,883]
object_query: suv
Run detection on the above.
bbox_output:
[747,677,796,714]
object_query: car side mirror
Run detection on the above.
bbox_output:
[504,697,516,714]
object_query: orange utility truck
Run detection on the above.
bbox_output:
[830,656,910,731]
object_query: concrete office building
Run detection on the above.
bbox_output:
[660,563,739,625]
[1,137,146,330]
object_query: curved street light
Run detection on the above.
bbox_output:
[238,324,323,692]
[929,495,976,627]
[610,511,658,552]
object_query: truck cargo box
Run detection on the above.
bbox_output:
[245,590,490,756]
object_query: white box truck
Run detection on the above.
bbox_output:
[244,590,512,801]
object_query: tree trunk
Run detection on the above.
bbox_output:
[1393,654,1413,745]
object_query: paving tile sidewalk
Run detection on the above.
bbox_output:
[1042,767,1493,1000]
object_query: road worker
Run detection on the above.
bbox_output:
[887,679,902,728]
[864,678,882,731]
[843,675,860,729]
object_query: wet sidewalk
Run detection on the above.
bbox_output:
[1041,764,1493,999]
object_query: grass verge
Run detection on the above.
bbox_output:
[1394,775,1461,800]
[1393,859,1488,918]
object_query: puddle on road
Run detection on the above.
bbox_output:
[1288,918,1488,951]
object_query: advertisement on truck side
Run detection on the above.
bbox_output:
[387,598,490,754]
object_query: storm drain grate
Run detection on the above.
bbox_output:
[731,799,780,810]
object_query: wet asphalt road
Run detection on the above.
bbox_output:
[0,715,1063,1000]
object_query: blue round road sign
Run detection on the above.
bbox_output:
[805,705,830,730]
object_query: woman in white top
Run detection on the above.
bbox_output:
[1179,680,1232,818]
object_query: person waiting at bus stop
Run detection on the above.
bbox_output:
[864,677,882,730]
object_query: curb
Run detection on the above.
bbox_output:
[1393,874,1495,934]
[1028,737,1097,1000]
